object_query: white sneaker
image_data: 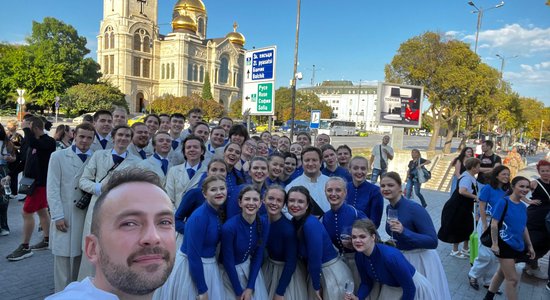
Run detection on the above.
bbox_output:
[0,229,9,236]
[526,267,549,280]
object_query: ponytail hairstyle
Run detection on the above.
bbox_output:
[238,185,263,247]
[507,176,530,196]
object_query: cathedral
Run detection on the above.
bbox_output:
[97,0,246,113]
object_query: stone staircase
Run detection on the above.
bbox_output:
[423,154,455,192]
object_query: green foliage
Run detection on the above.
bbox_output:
[151,93,224,121]
[62,83,127,117]
[0,17,101,108]
[274,87,332,121]
[201,72,214,100]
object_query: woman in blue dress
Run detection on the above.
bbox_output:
[286,185,353,300]
[262,185,307,299]
[346,156,384,227]
[382,172,451,299]
[344,219,436,300]
[154,175,227,299]
[266,153,285,187]
[484,176,536,300]
[221,186,269,299]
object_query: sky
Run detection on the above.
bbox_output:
[1,0,549,106]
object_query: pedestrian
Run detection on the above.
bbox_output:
[477,140,502,190]
[345,219,436,300]
[6,119,23,200]
[438,157,481,259]
[370,135,394,184]
[46,168,176,300]
[382,172,451,299]
[404,149,431,207]
[6,116,56,261]
[0,123,16,236]
[53,125,73,150]
[47,123,95,291]
[468,165,510,290]
[450,147,474,195]
[483,176,536,300]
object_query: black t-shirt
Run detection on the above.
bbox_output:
[477,153,502,184]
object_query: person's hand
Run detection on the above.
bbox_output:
[240,289,253,300]
[388,220,403,234]
[55,219,68,232]
[526,198,542,206]
[343,293,358,300]
[273,295,284,300]
[491,244,499,255]
[527,246,536,260]
[196,293,208,300]
[314,290,322,300]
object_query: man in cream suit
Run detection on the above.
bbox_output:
[165,135,207,208]
[167,113,185,165]
[89,110,113,152]
[77,125,141,279]
[128,122,153,160]
[47,123,95,292]
[204,126,226,162]
[138,131,172,186]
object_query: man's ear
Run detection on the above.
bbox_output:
[85,234,100,264]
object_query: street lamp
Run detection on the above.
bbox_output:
[468,1,504,54]
[289,0,302,141]
[495,54,518,78]
[540,119,545,147]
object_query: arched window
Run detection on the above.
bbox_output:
[143,36,150,53]
[161,64,165,79]
[199,66,204,82]
[133,33,141,51]
[109,32,115,49]
[193,65,198,82]
[187,63,193,81]
[104,32,109,49]
[219,55,229,85]
[171,63,175,79]
[198,18,205,36]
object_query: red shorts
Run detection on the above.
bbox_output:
[23,186,48,213]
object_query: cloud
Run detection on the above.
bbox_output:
[506,63,550,84]
[463,23,550,54]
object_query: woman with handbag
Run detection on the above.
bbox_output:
[404,149,431,208]
[483,176,536,300]
[524,159,550,285]
[468,166,510,290]
[438,157,480,259]
[450,147,474,195]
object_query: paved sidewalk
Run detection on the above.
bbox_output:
[0,186,548,299]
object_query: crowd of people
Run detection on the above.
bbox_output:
[0,106,548,300]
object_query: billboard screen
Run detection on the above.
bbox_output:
[377,82,423,128]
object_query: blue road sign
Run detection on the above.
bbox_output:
[310,110,321,129]
[251,49,274,81]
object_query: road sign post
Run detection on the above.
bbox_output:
[242,46,277,116]
[55,96,60,123]
[16,89,25,121]
[310,110,321,130]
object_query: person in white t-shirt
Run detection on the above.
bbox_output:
[370,135,394,184]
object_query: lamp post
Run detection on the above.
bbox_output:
[468,1,504,54]
[289,0,302,141]
[540,119,545,147]
[495,54,518,78]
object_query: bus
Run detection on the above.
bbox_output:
[318,119,356,136]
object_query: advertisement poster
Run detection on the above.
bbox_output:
[377,82,423,128]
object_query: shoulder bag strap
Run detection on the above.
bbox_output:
[379,145,383,167]
[535,179,550,199]
[98,162,121,183]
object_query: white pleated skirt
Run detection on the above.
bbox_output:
[402,249,452,300]
[153,251,225,300]
[343,252,360,294]
[221,257,268,299]
[306,256,354,300]
[367,271,437,300]
[262,257,308,300]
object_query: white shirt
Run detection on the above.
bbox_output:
[283,173,331,219]
[45,277,119,300]
[371,144,394,170]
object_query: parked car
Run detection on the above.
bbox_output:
[72,112,94,124]
[127,114,145,126]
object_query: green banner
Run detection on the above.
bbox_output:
[257,83,273,112]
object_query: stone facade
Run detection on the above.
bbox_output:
[97,0,244,113]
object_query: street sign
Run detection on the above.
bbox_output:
[55,96,60,108]
[16,89,25,105]
[242,46,276,116]
[310,110,321,129]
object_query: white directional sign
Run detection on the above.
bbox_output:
[242,46,276,115]
[16,89,25,105]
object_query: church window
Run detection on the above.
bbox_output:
[187,64,193,81]
[215,68,219,84]
[104,33,110,49]
[161,64,165,79]
[219,55,229,85]
[133,33,141,51]
[199,66,204,82]
[133,57,141,76]
[143,36,150,53]
[198,18,205,36]
[193,65,198,82]
[110,32,115,49]
[143,59,150,78]
[104,55,110,74]
[237,73,242,88]
[109,55,114,74]
[171,63,175,79]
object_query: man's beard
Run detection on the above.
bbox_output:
[98,246,174,295]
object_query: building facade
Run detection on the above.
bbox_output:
[97,0,245,113]
[299,80,391,133]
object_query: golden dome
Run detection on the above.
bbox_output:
[172,15,197,32]
[174,0,206,14]
[226,22,245,47]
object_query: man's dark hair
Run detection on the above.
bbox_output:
[83,115,94,123]
[28,116,44,130]
[182,134,205,161]
[187,108,203,116]
[301,146,322,162]
[75,123,95,135]
[337,144,352,156]
[145,114,160,124]
[130,122,147,130]
[111,124,133,139]
[90,168,164,236]
[152,131,171,147]
[170,113,185,121]
[192,121,209,132]
[210,126,225,136]
[297,132,311,142]
[320,144,336,153]
[93,110,112,122]
[159,113,170,119]
[483,140,494,149]
[219,116,233,125]
[228,124,249,141]
[23,114,34,121]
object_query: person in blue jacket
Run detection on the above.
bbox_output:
[175,158,227,235]
[227,157,269,218]
[382,172,451,300]
[344,219,436,300]
[262,185,307,299]
[320,144,352,182]
[286,185,353,300]
[266,152,285,187]
[154,175,227,300]
[221,185,270,299]
[346,156,384,227]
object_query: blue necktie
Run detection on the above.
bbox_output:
[72,146,88,163]
[171,140,179,150]
[154,154,168,175]
[138,149,147,159]
[100,139,108,149]
[187,168,196,179]
[112,154,124,165]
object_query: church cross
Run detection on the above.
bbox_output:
[137,0,147,14]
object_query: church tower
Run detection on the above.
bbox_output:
[98,0,159,112]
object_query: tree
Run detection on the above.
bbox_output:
[274,87,332,122]
[201,72,214,100]
[62,83,127,117]
[151,93,224,121]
